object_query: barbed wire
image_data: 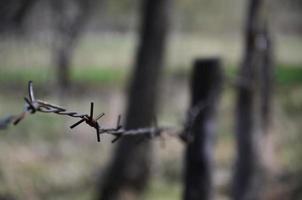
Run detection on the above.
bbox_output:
[0,81,185,143]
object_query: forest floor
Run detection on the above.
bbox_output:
[0,33,301,199]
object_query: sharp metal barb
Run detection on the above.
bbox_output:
[96,123,101,142]
[90,102,94,119]
[3,81,185,143]
[13,112,26,125]
[116,115,122,130]
[96,134,101,142]
[70,118,86,129]
[111,135,121,143]
[28,81,35,102]
[95,113,105,121]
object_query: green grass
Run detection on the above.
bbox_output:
[0,67,128,87]
[0,65,301,199]
[275,65,302,85]
[0,33,301,200]
[225,64,302,85]
[0,64,301,87]
[71,67,127,85]
[0,68,53,85]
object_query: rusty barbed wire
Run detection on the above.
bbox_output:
[0,81,184,142]
[0,73,244,139]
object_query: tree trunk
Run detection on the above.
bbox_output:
[233,0,274,199]
[260,28,273,133]
[183,58,222,200]
[96,0,170,200]
[0,0,37,34]
[13,0,38,28]
[51,0,92,91]
[56,44,72,90]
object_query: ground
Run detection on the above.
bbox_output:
[0,33,301,199]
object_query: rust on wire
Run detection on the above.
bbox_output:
[0,81,183,142]
[70,102,104,142]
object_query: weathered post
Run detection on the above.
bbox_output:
[233,0,274,199]
[183,58,223,200]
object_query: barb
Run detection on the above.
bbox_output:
[0,81,185,143]
[13,82,88,125]
[70,102,104,142]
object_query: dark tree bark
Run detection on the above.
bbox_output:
[96,0,170,199]
[183,58,222,200]
[12,0,37,27]
[0,0,38,34]
[260,28,273,132]
[233,0,274,199]
[51,0,92,91]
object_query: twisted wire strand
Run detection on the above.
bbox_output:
[1,81,189,143]
[24,82,180,139]
[100,127,176,137]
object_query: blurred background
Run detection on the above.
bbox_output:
[0,0,301,199]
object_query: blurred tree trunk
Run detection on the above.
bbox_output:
[51,0,92,91]
[12,0,37,28]
[96,0,170,199]
[0,0,37,34]
[260,28,273,133]
[233,0,274,199]
[183,58,222,200]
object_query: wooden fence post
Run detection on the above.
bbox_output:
[183,58,223,200]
